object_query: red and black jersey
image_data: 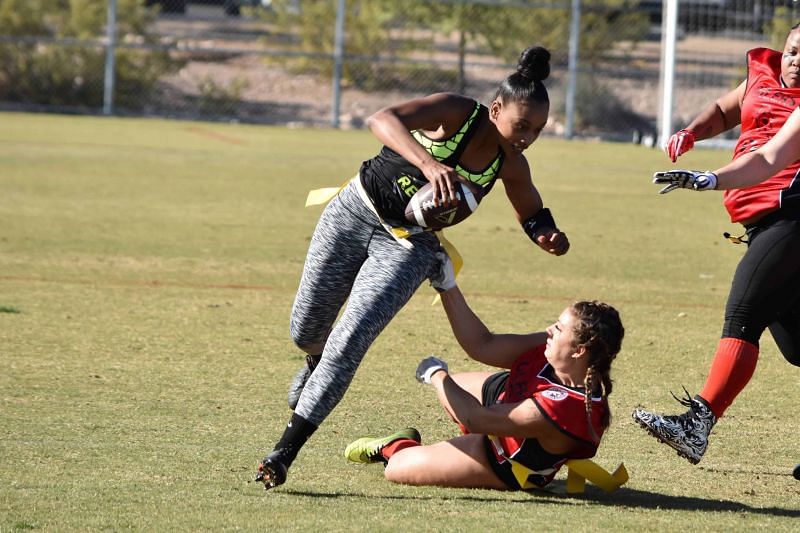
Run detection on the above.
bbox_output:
[725,48,800,223]
[485,345,607,489]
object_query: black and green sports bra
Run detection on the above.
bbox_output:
[359,100,504,226]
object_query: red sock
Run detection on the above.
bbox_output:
[699,337,759,418]
[381,439,420,460]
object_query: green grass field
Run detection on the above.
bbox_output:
[2,112,799,532]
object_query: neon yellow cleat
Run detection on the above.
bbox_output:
[344,428,421,464]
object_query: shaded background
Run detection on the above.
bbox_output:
[2,0,800,141]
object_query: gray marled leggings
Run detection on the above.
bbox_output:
[290,181,440,426]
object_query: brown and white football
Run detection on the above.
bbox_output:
[404,181,483,230]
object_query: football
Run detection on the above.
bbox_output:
[404,181,483,230]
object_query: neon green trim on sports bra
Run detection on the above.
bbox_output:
[411,102,502,187]
[411,103,481,161]
[455,157,501,186]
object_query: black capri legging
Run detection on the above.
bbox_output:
[723,209,800,366]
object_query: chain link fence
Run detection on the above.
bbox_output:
[2,1,800,141]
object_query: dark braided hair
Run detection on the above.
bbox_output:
[569,300,624,440]
[495,46,551,106]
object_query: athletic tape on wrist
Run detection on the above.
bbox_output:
[522,208,557,242]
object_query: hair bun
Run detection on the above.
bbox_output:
[517,46,551,82]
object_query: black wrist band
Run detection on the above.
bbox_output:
[522,208,557,242]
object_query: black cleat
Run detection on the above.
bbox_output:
[255,452,288,491]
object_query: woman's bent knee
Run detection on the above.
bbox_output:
[289,320,328,354]
[384,449,428,485]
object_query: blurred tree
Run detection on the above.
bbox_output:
[259,0,649,91]
[766,5,797,49]
[0,0,179,109]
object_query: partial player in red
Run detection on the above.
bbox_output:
[344,254,624,490]
[256,46,570,490]
[633,24,800,466]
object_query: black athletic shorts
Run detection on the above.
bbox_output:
[481,370,509,406]
[480,371,524,489]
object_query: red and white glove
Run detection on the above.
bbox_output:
[665,129,696,162]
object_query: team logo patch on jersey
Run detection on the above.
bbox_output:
[541,388,568,401]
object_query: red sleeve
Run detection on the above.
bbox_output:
[532,387,607,455]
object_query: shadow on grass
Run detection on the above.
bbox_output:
[274,480,800,518]
[569,485,800,517]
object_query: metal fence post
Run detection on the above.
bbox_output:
[331,0,346,128]
[103,0,117,116]
[658,0,679,148]
[564,0,581,139]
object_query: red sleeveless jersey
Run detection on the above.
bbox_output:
[486,345,608,489]
[725,48,800,223]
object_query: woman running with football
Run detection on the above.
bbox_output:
[344,256,624,491]
[256,46,570,490]
[632,24,800,466]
